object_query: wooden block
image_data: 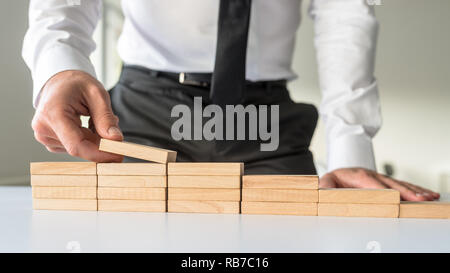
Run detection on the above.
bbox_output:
[99,139,177,163]
[168,163,244,176]
[399,202,450,219]
[97,163,166,176]
[30,162,96,175]
[319,188,400,204]
[318,203,399,218]
[97,187,166,200]
[168,188,241,201]
[242,189,318,203]
[98,200,166,212]
[168,200,239,214]
[98,176,166,188]
[32,187,97,199]
[168,176,240,189]
[33,199,97,211]
[241,201,317,216]
[31,175,97,187]
[243,175,318,190]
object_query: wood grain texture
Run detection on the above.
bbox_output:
[98,200,166,212]
[168,176,240,188]
[241,202,318,216]
[168,188,241,201]
[33,199,97,211]
[32,187,97,199]
[30,162,96,175]
[31,175,97,187]
[399,202,450,219]
[98,176,166,188]
[243,175,318,189]
[318,203,399,218]
[168,200,239,214]
[99,139,177,163]
[97,187,166,200]
[319,189,400,204]
[242,189,318,203]
[97,163,166,176]
[168,163,244,176]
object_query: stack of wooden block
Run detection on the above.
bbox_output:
[97,163,167,212]
[241,175,319,216]
[318,189,400,218]
[31,162,98,211]
[167,163,243,214]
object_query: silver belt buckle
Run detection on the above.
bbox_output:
[179,72,208,87]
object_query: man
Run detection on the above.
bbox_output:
[22,0,439,201]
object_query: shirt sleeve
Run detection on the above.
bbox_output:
[22,0,102,108]
[309,0,382,172]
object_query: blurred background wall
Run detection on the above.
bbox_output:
[0,0,449,192]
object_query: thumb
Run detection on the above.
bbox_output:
[87,88,123,141]
[319,173,338,188]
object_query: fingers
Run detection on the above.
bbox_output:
[85,88,123,141]
[377,175,430,201]
[399,181,439,200]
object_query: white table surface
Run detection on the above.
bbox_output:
[1,186,449,253]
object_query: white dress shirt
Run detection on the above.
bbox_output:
[22,0,381,172]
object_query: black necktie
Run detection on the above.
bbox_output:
[210,0,252,106]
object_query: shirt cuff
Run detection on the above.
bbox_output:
[32,44,97,108]
[327,134,377,173]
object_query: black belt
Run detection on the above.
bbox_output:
[125,65,287,90]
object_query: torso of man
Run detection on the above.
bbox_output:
[118,0,301,81]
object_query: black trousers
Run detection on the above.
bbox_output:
[109,65,318,175]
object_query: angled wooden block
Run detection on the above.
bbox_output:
[242,189,318,203]
[243,175,318,190]
[98,200,166,212]
[32,187,97,199]
[241,201,318,216]
[168,163,244,176]
[168,176,240,189]
[33,199,97,211]
[30,162,96,175]
[97,163,166,176]
[318,203,399,218]
[168,201,239,214]
[168,188,241,201]
[319,188,400,204]
[97,187,166,200]
[98,176,166,188]
[99,139,177,163]
[399,202,450,219]
[31,175,97,187]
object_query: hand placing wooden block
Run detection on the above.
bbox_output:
[319,189,400,204]
[98,200,166,212]
[243,175,318,190]
[33,199,97,211]
[168,163,244,176]
[32,187,97,199]
[31,175,97,187]
[97,163,166,176]
[30,162,96,175]
[168,188,241,201]
[399,202,450,219]
[168,200,239,214]
[318,203,399,218]
[168,176,240,188]
[98,176,166,188]
[99,139,177,163]
[98,187,166,200]
[241,202,317,216]
[242,189,318,203]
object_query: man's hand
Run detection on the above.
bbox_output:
[32,70,123,162]
[320,168,440,201]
